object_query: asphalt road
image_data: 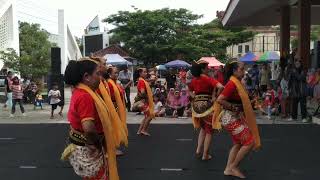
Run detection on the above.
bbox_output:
[0,124,319,180]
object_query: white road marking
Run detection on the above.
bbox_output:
[176,138,192,141]
[160,168,183,171]
[19,166,37,169]
[0,137,15,140]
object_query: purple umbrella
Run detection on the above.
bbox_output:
[164,60,191,68]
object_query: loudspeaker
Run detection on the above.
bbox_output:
[51,47,61,75]
[49,47,64,104]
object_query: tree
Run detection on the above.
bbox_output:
[0,48,20,71]
[0,22,53,79]
[104,8,254,64]
[19,22,52,79]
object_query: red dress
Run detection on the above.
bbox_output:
[68,88,103,134]
[220,80,254,146]
[189,75,219,134]
[137,79,150,116]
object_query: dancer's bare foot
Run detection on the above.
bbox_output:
[223,167,233,176]
[141,131,151,136]
[116,149,124,156]
[202,154,212,161]
[136,131,141,135]
[230,167,246,179]
[58,112,63,117]
[195,151,202,159]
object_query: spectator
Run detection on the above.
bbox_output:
[154,96,165,117]
[34,90,43,110]
[262,84,276,119]
[154,88,166,104]
[307,69,317,98]
[186,69,193,86]
[10,76,25,117]
[4,71,13,109]
[118,66,133,111]
[48,83,64,119]
[271,64,280,88]
[288,60,308,122]
[172,90,184,118]
[214,65,224,85]
[165,69,177,89]
[260,64,271,93]
[180,88,191,117]
[280,75,289,118]
[249,64,259,87]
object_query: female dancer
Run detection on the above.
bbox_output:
[92,57,128,148]
[61,58,120,180]
[135,68,155,136]
[106,67,128,155]
[216,61,261,179]
[189,61,224,160]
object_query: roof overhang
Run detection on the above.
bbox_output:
[222,0,320,26]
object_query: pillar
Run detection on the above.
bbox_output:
[297,0,311,70]
[280,5,290,70]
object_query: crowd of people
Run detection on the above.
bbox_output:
[2,70,63,118]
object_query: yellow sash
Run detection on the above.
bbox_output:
[77,83,119,180]
[230,76,261,150]
[98,80,128,147]
[191,74,221,130]
[108,79,128,136]
[139,78,155,118]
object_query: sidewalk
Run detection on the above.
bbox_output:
[0,87,307,125]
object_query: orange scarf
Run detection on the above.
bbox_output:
[139,78,155,118]
[98,80,128,147]
[108,79,128,136]
[77,83,119,180]
[230,76,261,150]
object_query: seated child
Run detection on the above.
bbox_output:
[34,91,43,110]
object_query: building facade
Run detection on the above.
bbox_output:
[226,27,280,58]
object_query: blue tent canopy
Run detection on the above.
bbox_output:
[240,52,257,64]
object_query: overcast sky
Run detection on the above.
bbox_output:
[16,0,229,37]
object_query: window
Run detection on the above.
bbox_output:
[238,45,243,53]
[245,45,250,53]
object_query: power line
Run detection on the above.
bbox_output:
[17,11,57,24]
[16,3,57,19]
[16,0,55,13]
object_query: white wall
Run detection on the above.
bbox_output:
[226,32,280,58]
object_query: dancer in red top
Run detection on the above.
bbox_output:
[217,61,261,179]
[62,58,111,180]
[189,61,223,160]
[133,68,155,136]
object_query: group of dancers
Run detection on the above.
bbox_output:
[60,56,260,180]
[190,59,261,179]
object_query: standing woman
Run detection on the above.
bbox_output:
[189,61,224,160]
[61,59,120,180]
[135,68,155,136]
[106,67,128,155]
[216,61,261,179]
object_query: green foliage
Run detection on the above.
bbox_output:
[0,48,20,72]
[104,8,254,65]
[18,22,52,79]
[0,22,52,79]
